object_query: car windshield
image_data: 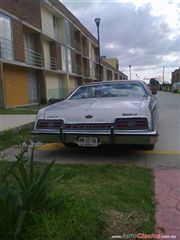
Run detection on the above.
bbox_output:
[69,83,147,100]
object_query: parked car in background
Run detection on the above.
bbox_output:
[149,78,159,94]
[172,82,180,93]
[31,80,159,150]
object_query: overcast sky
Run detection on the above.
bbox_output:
[61,0,180,83]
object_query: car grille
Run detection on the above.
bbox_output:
[114,118,148,130]
[37,120,64,129]
[64,123,114,130]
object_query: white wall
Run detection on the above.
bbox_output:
[41,7,54,39]
[43,40,51,69]
[45,73,64,99]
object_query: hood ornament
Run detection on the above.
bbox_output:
[85,115,93,119]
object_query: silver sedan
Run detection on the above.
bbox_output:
[31,80,159,149]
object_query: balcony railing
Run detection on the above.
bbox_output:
[25,49,42,68]
[44,55,57,70]
[72,65,82,75]
[0,37,13,60]
[42,20,65,43]
[83,68,90,78]
[73,40,81,53]
[95,55,99,63]
[82,47,89,57]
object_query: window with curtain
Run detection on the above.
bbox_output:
[67,48,72,73]
[65,20,71,46]
[24,32,35,65]
[0,12,13,59]
[61,45,67,71]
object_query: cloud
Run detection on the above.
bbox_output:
[61,0,180,81]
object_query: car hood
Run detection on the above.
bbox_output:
[43,97,149,123]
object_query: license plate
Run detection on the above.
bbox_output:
[77,137,98,147]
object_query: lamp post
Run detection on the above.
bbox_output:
[94,18,101,81]
[129,65,131,80]
[162,66,165,84]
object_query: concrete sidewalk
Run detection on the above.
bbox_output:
[0,115,36,132]
[155,170,180,239]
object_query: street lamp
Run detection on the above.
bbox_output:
[94,17,101,81]
[162,66,165,84]
[129,65,131,80]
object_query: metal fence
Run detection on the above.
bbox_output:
[25,48,42,68]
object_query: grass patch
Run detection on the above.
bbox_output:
[0,163,155,239]
[0,127,31,150]
[0,105,47,115]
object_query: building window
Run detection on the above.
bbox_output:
[65,20,71,46]
[24,33,34,50]
[24,33,35,65]
[28,71,38,103]
[67,48,72,73]
[0,12,13,59]
[61,45,66,71]
[53,16,58,39]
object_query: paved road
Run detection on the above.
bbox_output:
[155,91,180,151]
[1,91,180,169]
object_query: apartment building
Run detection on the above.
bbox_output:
[172,68,180,84]
[0,0,127,108]
[102,57,127,80]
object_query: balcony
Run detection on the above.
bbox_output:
[73,40,81,53]
[25,49,42,68]
[44,56,57,70]
[95,55,99,63]
[0,37,13,60]
[82,47,89,57]
[72,65,82,76]
[83,68,90,78]
[42,20,65,43]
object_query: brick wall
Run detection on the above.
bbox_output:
[0,0,41,29]
[12,19,25,62]
[50,41,62,70]
[0,62,5,107]
[34,33,43,53]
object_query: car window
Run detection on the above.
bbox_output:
[69,83,147,100]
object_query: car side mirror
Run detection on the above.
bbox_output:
[150,85,158,95]
[152,90,157,95]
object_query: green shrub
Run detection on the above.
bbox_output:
[0,140,64,239]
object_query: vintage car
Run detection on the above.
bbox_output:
[31,80,159,149]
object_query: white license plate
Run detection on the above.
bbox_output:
[77,137,98,147]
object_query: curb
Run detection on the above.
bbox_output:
[0,122,34,135]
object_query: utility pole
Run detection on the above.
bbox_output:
[94,18,101,81]
[163,66,165,84]
[129,65,131,80]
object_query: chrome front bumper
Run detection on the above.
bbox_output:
[31,128,158,146]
